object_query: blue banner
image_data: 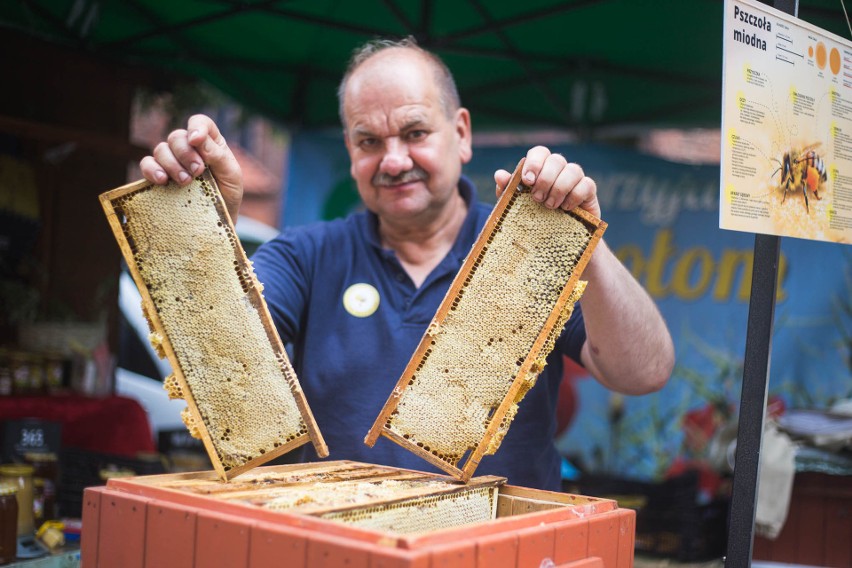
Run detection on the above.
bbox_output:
[283,131,852,481]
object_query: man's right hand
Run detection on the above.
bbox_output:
[139,114,244,222]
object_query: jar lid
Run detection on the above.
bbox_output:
[0,463,35,475]
[0,483,18,496]
[24,452,58,462]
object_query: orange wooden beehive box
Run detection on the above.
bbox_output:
[81,461,635,568]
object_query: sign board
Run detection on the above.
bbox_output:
[720,0,852,243]
[1,419,61,463]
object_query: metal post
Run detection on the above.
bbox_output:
[725,233,781,567]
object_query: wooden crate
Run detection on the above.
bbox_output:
[366,160,606,482]
[81,461,635,568]
[753,472,852,567]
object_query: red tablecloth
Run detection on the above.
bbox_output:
[0,394,155,456]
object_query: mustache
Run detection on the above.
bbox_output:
[372,165,428,187]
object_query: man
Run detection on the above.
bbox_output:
[140,38,674,490]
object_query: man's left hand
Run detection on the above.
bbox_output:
[495,146,601,219]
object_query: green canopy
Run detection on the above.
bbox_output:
[1,0,848,130]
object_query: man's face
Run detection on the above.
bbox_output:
[342,49,472,225]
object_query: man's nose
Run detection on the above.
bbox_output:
[379,138,413,176]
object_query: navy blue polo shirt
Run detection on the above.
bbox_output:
[251,177,586,490]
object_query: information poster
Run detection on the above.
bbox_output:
[721,0,852,243]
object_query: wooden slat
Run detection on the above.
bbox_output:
[305,532,373,568]
[249,521,311,568]
[586,511,620,568]
[195,510,251,568]
[144,499,198,568]
[515,524,556,567]
[97,489,150,568]
[80,487,104,568]
[475,532,518,568]
[552,517,589,565]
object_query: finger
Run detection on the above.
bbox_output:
[186,114,229,169]
[167,129,206,181]
[151,138,195,185]
[494,169,511,198]
[520,145,551,187]
[184,115,243,219]
[530,154,571,204]
[560,175,600,218]
[139,155,169,185]
[539,161,582,209]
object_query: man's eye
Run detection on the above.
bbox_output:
[406,130,427,141]
[358,138,379,149]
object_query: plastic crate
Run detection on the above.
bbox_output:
[565,470,729,562]
[58,448,166,517]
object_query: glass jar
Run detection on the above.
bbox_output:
[9,351,44,396]
[42,352,67,394]
[24,453,58,524]
[0,464,34,536]
[0,484,18,565]
[0,350,12,397]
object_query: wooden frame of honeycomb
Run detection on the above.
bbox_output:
[107,461,506,535]
[365,159,606,482]
[100,171,327,481]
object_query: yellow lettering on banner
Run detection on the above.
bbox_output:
[645,229,676,297]
[672,248,714,300]
[715,249,753,302]
[615,229,788,303]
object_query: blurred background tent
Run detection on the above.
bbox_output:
[1,0,848,133]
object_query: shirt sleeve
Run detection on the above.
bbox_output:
[554,303,586,365]
[250,231,314,344]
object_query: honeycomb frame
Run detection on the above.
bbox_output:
[107,461,504,535]
[99,171,327,481]
[365,159,607,482]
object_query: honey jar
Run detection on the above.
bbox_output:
[24,453,58,524]
[0,483,18,565]
[0,464,34,536]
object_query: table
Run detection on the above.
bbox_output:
[7,549,80,568]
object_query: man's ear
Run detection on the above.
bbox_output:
[343,130,357,178]
[456,108,473,165]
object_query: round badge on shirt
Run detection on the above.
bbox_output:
[343,283,380,317]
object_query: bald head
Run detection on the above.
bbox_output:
[337,37,461,129]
